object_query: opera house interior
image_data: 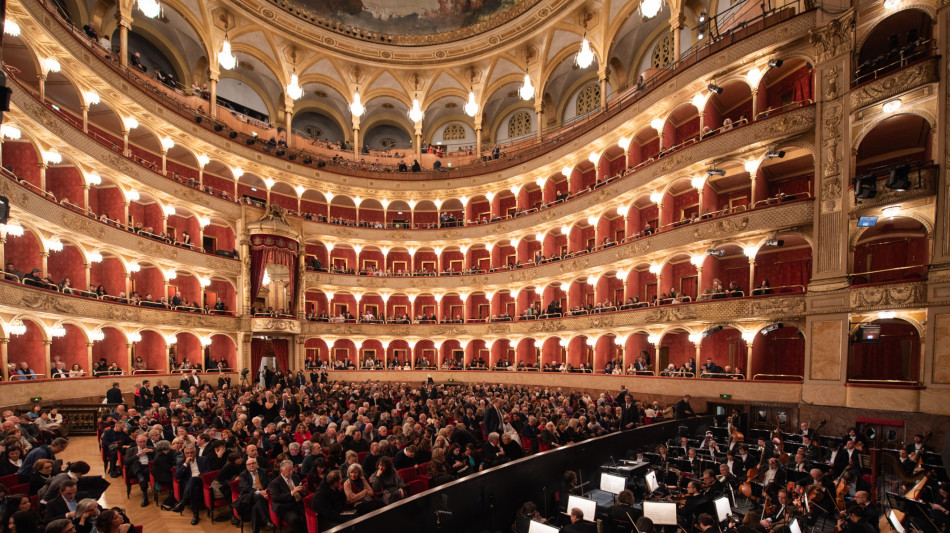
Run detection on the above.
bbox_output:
[0,0,949,530]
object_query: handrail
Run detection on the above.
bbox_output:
[849,265,929,283]
[628,370,657,376]
[131,369,161,374]
[93,370,125,376]
[699,372,745,379]
[846,379,922,386]
[32,0,810,180]
[752,373,804,381]
[851,41,938,87]
[8,372,44,379]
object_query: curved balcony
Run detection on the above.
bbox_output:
[0,277,240,330]
[12,0,818,188]
[303,197,815,291]
[298,291,807,337]
[0,170,241,274]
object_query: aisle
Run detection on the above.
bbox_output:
[68,436,236,533]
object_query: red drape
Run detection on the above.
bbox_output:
[273,339,290,373]
[250,234,298,308]
[251,338,264,376]
[680,277,697,299]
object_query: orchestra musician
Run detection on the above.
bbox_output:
[791,450,809,473]
[836,505,877,533]
[725,451,745,478]
[925,482,950,530]
[760,458,786,492]
[738,445,757,473]
[700,431,721,455]
[760,489,792,530]
[802,468,835,523]
[905,434,930,455]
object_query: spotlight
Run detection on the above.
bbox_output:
[275,150,286,157]
[698,11,707,22]
[706,249,725,257]
[765,150,786,158]
[288,154,297,161]
[768,59,783,68]
[702,325,723,338]
[885,164,911,191]
[195,115,202,124]
[245,138,255,145]
[706,169,726,176]
[854,174,877,200]
[761,323,783,335]
[229,131,238,139]
[303,158,313,165]
[213,124,224,132]
[697,29,705,40]
[765,239,784,247]
[707,83,723,94]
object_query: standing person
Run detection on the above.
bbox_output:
[18,438,68,483]
[312,471,346,532]
[674,395,695,419]
[123,435,154,507]
[483,398,505,436]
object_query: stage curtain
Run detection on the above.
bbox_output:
[251,338,264,378]
[273,339,290,374]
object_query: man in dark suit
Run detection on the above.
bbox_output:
[674,395,695,419]
[137,380,153,409]
[312,471,347,532]
[105,382,124,404]
[483,398,505,436]
[152,380,170,406]
[236,457,272,533]
[267,460,307,533]
[101,423,129,477]
[619,394,639,430]
[172,446,214,524]
[44,479,79,520]
[180,370,200,391]
[124,434,155,506]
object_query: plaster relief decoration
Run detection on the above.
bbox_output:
[820,66,844,214]
[849,60,938,112]
[850,282,926,309]
[253,318,302,333]
[808,10,855,63]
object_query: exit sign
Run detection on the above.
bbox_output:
[720,394,731,399]
[31,397,42,402]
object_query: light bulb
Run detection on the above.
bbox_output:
[137,0,161,18]
[641,0,663,18]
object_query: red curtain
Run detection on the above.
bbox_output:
[273,339,290,374]
[251,338,264,377]
[680,277,697,299]
[250,234,298,308]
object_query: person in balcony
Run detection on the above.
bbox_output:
[23,268,45,288]
[15,361,38,380]
[132,357,146,372]
[721,117,734,132]
[180,231,191,246]
[727,281,744,297]
[50,362,68,379]
[130,52,146,72]
[4,262,24,281]
[752,279,773,295]
[69,364,85,377]
[107,362,123,376]
[642,222,654,236]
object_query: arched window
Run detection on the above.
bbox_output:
[442,123,466,141]
[575,83,601,115]
[508,111,532,138]
[651,32,674,68]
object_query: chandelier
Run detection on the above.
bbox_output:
[218,34,237,70]
[519,72,534,101]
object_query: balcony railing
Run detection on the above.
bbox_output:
[31,0,812,180]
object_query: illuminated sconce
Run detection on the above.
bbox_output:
[649,191,663,204]
[163,334,177,344]
[350,88,365,117]
[127,263,141,273]
[691,176,706,190]
[588,152,599,164]
[87,252,103,263]
[743,247,757,258]
[198,217,211,227]
[48,326,66,338]
[137,0,162,18]
[9,320,27,336]
[561,166,572,177]
[0,124,21,140]
[264,178,275,189]
[45,238,63,252]
[162,205,176,216]
[616,205,628,216]
[585,337,596,347]
[197,154,210,168]
[558,338,569,348]
[232,167,244,179]
[122,117,139,131]
[200,336,213,346]
[83,91,100,105]
[89,329,105,342]
[688,333,702,344]
[617,137,631,150]
[587,215,597,226]
[878,311,896,319]
[199,277,211,287]
[691,94,705,109]
[560,225,571,235]
[4,19,21,37]
[689,255,704,266]
[124,190,140,202]
[648,264,661,275]
[882,205,901,218]
[744,160,760,174]
[650,117,664,132]
[2,222,24,237]
[741,331,756,343]
[161,137,175,151]
[882,99,901,113]
[42,58,61,74]
[535,232,545,242]
[746,67,763,87]
[647,334,661,345]
[128,332,143,343]
[163,269,177,280]
[85,173,102,186]
[42,151,63,164]
[295,185,305,196]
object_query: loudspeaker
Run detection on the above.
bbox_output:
[303,158,312,165]
[854,174,877,200]
[195,116,202,124]
[886,164,911,191]
[214,124,223,132]
[229,131,238,139]
[245,138,255,145]
[288,154,296,161]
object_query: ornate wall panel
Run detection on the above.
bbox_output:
[809,318,845,380]
[849,58,939,112]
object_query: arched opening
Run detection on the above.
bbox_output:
[751,325,805,380]
[757,58,814,115]
[208,334,237,371]
[757,146,814,205]
[852,217,929,284]
[7,318,48,379]
[699,326,745,376]
[855,10,933,84]
[91,327,128,375]
[704,80,752,133]
[657,329,694,376]
[135,330,167,373]
[849,318,920,383]
[49,324,88,376]
[753,234,812,292]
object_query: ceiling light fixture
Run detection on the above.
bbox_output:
[43,58,61,73]
[4,19,20,37]
[0,124,21,140]
[576,34,595,69]
[350,87,365,117]
[519,71,534,101]
[287,71,302,100]
[137,0,162,18]
[409,96,424,123]
[464,88,479,117]
[640,0,664,19]
[218,33,237,70]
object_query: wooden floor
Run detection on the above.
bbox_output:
[71,436,236,533]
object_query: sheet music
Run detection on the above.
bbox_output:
[567,495,597,521]
[528,520,560,533]
[643,501,678,525]
[714,496,731,522]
